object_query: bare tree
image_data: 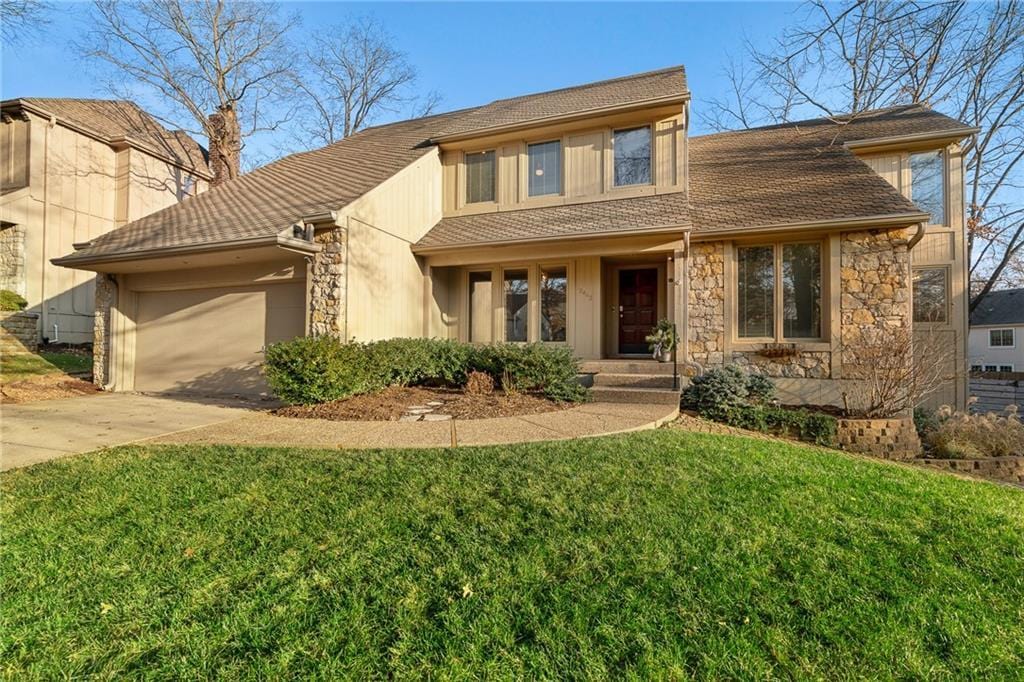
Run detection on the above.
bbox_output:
[703,1,1024,305]
[1,0,49,44]
[80,0,299,181]
[291,17,440,148]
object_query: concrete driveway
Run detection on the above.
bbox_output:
[1,393,254,471]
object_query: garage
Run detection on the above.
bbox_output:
[133,280,305,396]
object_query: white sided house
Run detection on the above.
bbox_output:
[53,67,976,407]
[968,288,1024,373]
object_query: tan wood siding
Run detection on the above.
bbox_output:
[565,131,605,198]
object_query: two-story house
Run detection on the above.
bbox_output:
[968,288,1024,373]
[1,98,211,344]
[53,67,974,407]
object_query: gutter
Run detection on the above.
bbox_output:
[429,93,691,144]
[843,127,981,151]
[52,233,321,270]
[412,223,691,254]
[689,212,931,240]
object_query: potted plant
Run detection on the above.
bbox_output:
[645,318,677,362]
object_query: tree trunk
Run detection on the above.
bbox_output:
[207,105,241,185]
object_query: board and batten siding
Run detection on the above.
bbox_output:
[857,145,968,408]
[340,148,443,342]
[441,107,687,217]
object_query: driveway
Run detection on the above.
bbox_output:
[1,393,255,471]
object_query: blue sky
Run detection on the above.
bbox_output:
[2,1,802,159]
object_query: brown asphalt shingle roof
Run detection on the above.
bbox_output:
[56,109,475,264]
[434,66,688,138]
[415,192,691,250]
[688,105,971,232]
[16,98,209,174]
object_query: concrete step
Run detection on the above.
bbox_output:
[580,360,677,375]
[590,386,681,405]
[592,372,678,389]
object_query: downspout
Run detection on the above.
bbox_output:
[907,221,926,250]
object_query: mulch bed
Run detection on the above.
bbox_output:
[0,375,101,404]
[275,386,571,421]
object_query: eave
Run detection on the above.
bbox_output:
[690,211,931,240]
[843,127,980,153]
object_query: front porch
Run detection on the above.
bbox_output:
[422,233,686,362]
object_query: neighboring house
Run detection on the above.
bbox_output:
[968,288,1024,373]
[1,98,211,344]
[54,67,974,407]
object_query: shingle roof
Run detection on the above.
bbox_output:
[970,289,1024,326]
[15,98,209,174]
[56,109,473,264]
[688,105,970,232]
[434,66,688,138]
[415,192,691,250]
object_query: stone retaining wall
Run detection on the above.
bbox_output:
[836,417,921,460]
[916,456,1024,485]
[0,310,39,353]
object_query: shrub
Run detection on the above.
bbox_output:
[0,289,27,311]
[263,337,587,405]
[914,406,939,438]
[263,336,373,405]
[745,373,777,404]
[465,370,495,395]
[470,343,586,402]
[924,405,1024,458]
[682,365,748,420]
[725,404,838,446]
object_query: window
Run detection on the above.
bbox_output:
[469,271,493,343]
[503,269,529,342]
[540,266,567,342]
[1001,365,1014,373]
[465,150,496,204]
[528,141,561,197]
[910,151,946,225]
[737,243,822,340]
[984,365,998,372]
[971,364,982,372]
[990,328,1015,347]
[613,126,651,187]
[913,268,948,323]
[737,246,774,338]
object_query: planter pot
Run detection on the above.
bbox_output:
[655,350,671,363]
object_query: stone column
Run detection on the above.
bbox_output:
[93,274,117,387]
[308,227,347,338]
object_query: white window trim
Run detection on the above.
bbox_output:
[988,327,1016,349]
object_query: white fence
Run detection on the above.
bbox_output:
[969,374,1024,413]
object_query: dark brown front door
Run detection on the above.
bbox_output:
[618,268,658,354]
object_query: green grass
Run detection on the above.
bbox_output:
[2,430,1022,678]
[0,350,91,380]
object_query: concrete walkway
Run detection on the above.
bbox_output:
[1,392,677,471]
[149,401,678,449]
[1,393,254,470]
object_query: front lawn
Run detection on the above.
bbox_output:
[2,431,1022,677]
[1,349,91,380]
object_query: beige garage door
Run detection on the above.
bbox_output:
[134,281,305,396]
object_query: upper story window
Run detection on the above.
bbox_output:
[912,267,948,323]
[909,150,945,225]
[528,140,561,197]
[990,328,1015,347]
[737,242,822,340]
[465,150,496,204]
[613,126,651,187]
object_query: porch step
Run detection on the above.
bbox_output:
[580,360,677,375]
[590,386,681,406]
[592,372,677,389]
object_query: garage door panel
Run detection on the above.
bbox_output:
[135,281,304,396]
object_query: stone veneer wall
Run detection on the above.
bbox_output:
[686,229,912,384]
[92,274,116,387]
[309,227,347,337]
[0,310,39,353]
[839,228,911,375]
[687,242,725,367]
[1,224,26,296]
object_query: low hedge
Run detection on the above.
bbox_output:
[724,404,837,446]
[263,336,587,405]
[0,289,27,312]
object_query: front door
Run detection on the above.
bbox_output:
[618,268,658,355]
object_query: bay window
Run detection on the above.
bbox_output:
[737,243,822,340]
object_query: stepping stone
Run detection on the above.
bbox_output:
[407,408,432,415]
[422,413,452,421]
[426,401,444,407]
[399,415,422,422]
